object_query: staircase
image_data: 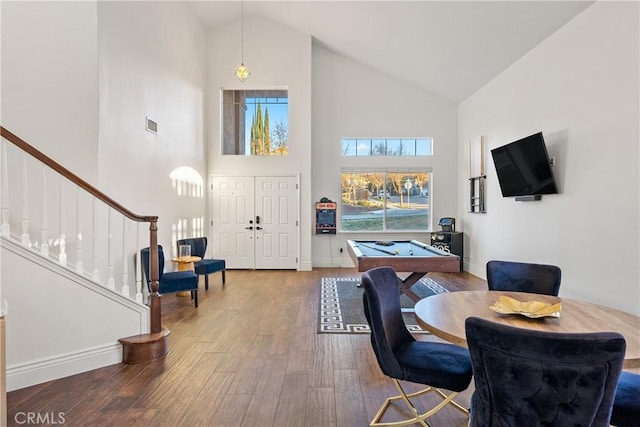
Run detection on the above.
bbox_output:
[0,127,166,392]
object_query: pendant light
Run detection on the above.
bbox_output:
[235,0,251,82]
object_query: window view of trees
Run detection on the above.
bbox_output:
[270,120,288,155]
[248,100,288,155]
[222,89,288,155]
[341,171,431,232]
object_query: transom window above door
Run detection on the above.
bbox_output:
[221,89,289,155]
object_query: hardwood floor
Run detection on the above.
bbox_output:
[7,268,486,426]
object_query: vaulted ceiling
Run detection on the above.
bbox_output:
[189,1,593,103]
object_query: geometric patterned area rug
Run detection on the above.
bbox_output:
[317,277,449,334]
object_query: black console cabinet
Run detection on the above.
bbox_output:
[430,231,463,271]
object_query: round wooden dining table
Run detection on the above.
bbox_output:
[414,290,640,368]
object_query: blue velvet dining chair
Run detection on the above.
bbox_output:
[141,245,199,307]
[465,316,626,427]
[361,266,472,426]
[177,237,226,290]
[610,371,640,427]
[486,260,562,296]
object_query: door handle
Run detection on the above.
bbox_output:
[245,226,253,230]
[256,226,263,230]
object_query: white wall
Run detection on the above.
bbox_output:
[1,0,99,182]
[97,1,207,257]
[311,45,459,267]
[458,1,639,314]
[206,15,313,270]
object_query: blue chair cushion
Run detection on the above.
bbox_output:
[611,371,640,427]
[396,341,473,392]
[140,245,199,307]
[194,258,225,275]
[158,270,198,294]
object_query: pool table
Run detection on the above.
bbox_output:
[346,239,460,302]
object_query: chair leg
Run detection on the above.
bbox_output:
[369,379,469,427]
[204,275,209,291]
[192,289,198,308]
[222,270,226,287]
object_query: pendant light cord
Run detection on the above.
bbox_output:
[241,0,245,64]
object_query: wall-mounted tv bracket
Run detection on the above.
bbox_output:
[516,157,556,202]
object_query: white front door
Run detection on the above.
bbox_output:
[210,176,256,269]
[254,176,298,269]
[210,176,298,270]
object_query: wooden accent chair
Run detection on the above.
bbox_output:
[177,237,226,290]
[465,316,625,427]
[361,266,472,426]
[141,245,199,307]
[486,260,561,296]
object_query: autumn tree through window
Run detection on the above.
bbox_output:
[340,171,432,232]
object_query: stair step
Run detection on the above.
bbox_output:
[119,328,170,364]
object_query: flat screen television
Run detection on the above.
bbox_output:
[491,132,558,198]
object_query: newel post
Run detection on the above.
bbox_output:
[118,216,168,364]
[148,220,161,333]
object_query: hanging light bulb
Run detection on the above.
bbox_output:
[235,0,250,82]
[235,63,251,82]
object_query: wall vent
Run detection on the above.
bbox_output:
[146,117,158,134]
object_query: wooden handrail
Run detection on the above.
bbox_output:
[1,126,163,337]
[1,126,157,224]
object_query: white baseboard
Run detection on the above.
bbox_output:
[298,260,314,271]
[7,343,122,392]
[311,255,355,269]
[464,261,486,279]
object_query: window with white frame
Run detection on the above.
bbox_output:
[340,171,432,232]
[221,89,289,155]
[340,137,433,232]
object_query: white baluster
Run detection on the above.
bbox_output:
[21,154,30,247]
[92,198,100,282]
[40,168,49,256]
[1,142,10,237]
[135,222,143,303]
[76,232,84,273]
[76,187,83,274]
[121,217,130,298]
[106,208,115,290]
[58,177,67,266]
